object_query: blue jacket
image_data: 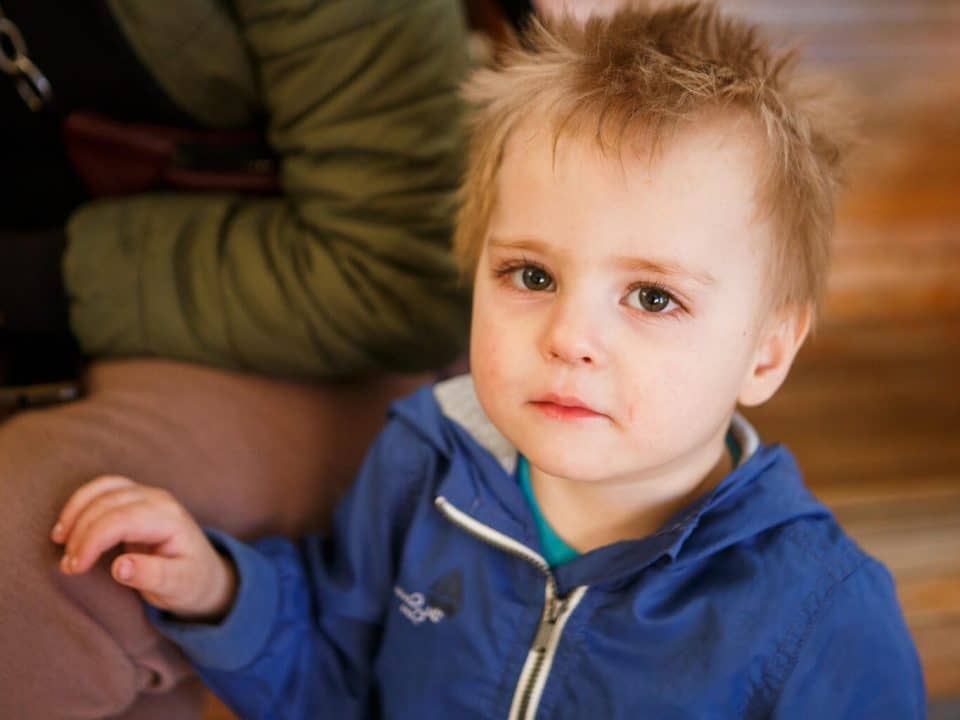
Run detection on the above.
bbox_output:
[154,376,925,719]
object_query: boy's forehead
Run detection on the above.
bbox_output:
[492,111,777,297]
[502,108,766,184]
[497,112,770,235]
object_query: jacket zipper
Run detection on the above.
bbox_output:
[434,496,588,720]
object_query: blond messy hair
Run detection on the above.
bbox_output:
[454,2,854,313]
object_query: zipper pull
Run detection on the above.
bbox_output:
[533,596,566,651]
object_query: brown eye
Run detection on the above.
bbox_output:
[515,266,554,292]
[627,286,675,313]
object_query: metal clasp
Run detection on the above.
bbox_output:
[0,15,54,111]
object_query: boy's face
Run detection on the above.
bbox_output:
[470,118,803,486]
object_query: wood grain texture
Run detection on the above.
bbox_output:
[731,0,960,699]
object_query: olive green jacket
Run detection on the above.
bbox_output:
[65,0,470,378]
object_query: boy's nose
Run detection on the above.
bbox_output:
[538,297,606,368]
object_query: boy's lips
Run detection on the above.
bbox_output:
[529,393,606,420]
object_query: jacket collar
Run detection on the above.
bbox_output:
[392,376,831,593]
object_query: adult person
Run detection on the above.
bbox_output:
[0,1,469,717]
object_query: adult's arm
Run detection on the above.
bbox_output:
[65,0,471,378]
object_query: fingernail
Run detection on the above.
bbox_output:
[115,559,133,582]
[60,554,71,572]
[50,523,63,541]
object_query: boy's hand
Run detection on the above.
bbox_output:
[51,476,237,621]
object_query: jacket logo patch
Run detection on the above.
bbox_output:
[394,570,463,625]
[427,570,463,617]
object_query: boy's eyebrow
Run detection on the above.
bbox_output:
[488,236,550,254]
[613,256,716,286]
[488,236,716,286]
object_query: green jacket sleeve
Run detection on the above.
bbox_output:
[65,0,470,378]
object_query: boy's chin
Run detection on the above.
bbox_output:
[520,441,623,484]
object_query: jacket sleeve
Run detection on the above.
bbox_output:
[771,560,926,719]
[149,416,432,719]
[64,0,470,378]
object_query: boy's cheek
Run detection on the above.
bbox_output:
[470,316,523,415]
[470,330,506,387]
[469,301,509,370]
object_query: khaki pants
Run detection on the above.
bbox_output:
[0,359,429,719]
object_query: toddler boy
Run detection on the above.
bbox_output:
[53,4,924,718]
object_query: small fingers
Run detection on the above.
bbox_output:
[52,475,136,544]
[62,487,148,553]
[61,500,181,575]
[60,493,144,574]
[61,484,176,562]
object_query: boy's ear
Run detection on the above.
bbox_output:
[738,303,813,407]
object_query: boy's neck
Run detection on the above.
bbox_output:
[528,431,732,555]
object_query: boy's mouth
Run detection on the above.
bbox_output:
[529,393,605,421]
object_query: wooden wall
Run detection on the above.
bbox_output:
[725,0,960,701]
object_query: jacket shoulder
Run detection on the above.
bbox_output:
[753,515,918,703]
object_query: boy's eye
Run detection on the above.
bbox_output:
[511,265,554,292]
[625,285,677,313]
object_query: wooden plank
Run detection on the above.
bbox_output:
[203,693,237,720]
[911,619,960,698]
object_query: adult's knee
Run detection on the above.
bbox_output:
[0,408,199,718]
[0,359,431,717]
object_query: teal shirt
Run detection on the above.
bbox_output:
[517,432,743,569]
[517,455,580,567]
